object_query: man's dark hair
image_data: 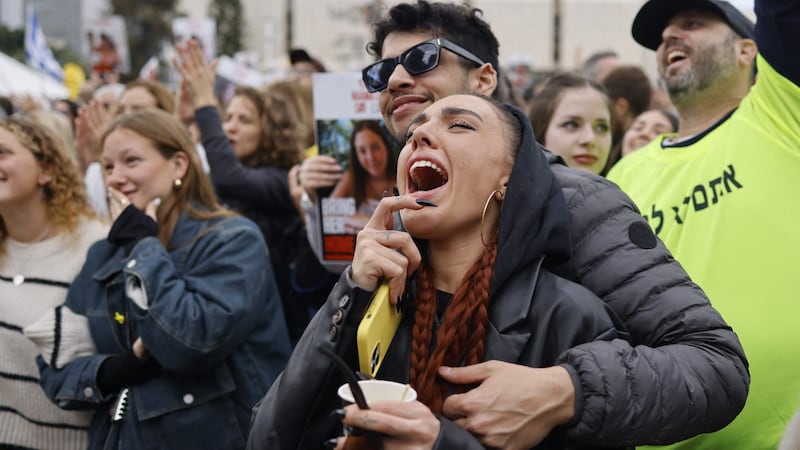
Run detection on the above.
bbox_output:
[581,50,619,80]
[602,65,652,119]
[366,0,499,74]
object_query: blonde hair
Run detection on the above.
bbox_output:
[27,110,77,165]
[122,80,176,114]
[0,117,94,258]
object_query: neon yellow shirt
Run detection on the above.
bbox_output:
[608,56,800,449]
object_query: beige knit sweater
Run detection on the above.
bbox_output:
[0,217,108,450]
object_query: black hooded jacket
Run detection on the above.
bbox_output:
[245,103,631,449]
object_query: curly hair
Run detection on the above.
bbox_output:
[0,117,94,258]
[367,0,499,74]
[262,81,309,169]
[232,85,305,170]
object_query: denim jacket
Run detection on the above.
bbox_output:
[38,211,291,450]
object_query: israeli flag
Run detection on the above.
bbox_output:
[25,6,63,82]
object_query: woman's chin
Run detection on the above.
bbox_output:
[400,211,435,239]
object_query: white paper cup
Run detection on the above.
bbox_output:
[337,380,417,405]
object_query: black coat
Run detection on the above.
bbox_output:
[246,103,628,449]
[246,103,748,449]
[245,259,626,450]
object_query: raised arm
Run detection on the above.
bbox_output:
[755,0,800,86]
[175,40,295,211]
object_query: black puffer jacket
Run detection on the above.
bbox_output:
[545,154,749,445]
[247,102,631,449]
[245,103,748,448]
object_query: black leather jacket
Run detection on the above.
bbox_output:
[246,260,626,450]
[247,104,748,449]
[247,104,630,449]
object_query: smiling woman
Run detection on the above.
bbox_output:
[33,109,291,450]
[330,120,398,233]
[0,117,108,449]
[246,94,626,449]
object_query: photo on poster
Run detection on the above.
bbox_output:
[312,73,400,262]
[84,16,131,76]
[213,55,266,106]
[172,17,216,62]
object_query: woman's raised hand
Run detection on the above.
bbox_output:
[173,39,218,109]
[350,195,423,303]
[75,99,113,170]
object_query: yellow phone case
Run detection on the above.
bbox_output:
[357,283,402,377]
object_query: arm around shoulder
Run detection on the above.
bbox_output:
[549,165,749,446]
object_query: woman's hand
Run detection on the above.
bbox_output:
[173,39,218,110]
[107,187,161,222]
[76,99,113,171]
[298,155,344,200]
[287,164,305,216]
[132,337,150,361]
[107,186,131,221]
[351,195,423,302]
[329,401,441,450]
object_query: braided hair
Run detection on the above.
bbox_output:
[409,242,497,413]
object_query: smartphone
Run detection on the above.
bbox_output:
[357,282,402,377]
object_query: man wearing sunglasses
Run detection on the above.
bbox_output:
[288,1,748,448]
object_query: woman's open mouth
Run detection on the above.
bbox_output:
[408,159,448,193]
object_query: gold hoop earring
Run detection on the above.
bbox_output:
[480,189,503,247]
[173,178,183,189]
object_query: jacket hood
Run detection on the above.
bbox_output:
[491,104,571,294]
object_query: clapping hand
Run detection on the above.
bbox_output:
[173,39,218,110]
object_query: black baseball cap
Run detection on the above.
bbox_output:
[632,0,755,50]
[289,49,313,65]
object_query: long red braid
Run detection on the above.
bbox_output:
[409,242,498,413]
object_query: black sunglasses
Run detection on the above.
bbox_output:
[362,38,486,93]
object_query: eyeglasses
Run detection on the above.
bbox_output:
[362,38,486,93]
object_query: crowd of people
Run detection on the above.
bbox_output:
[0,0,797,449]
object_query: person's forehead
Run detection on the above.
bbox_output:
[424,95,497,122]
[666,8,728,27]
[228,95,258,112]
[293,61,317,71]
[555,88,606,111]
[122,87,155,101]
[381,30,436,58]
[355,128,381,141]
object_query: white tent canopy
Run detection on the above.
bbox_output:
[0,51,68,99]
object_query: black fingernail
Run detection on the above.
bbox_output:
[415,199,438,207]
[324,438,339,448]
[393,186,400,196]
[331,408,346,419]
